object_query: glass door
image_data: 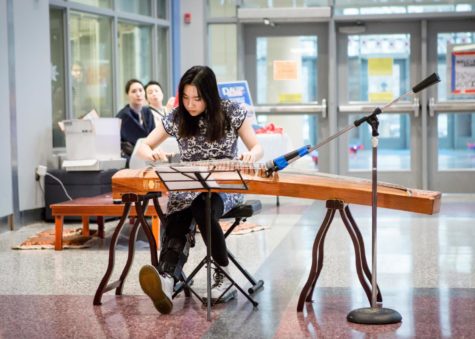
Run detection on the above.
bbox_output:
[337,21,422,188]
[427,19,475,193]
[243,23,329,172]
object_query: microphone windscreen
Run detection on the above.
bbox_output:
[412,73,440,93]
[264,159,275,170]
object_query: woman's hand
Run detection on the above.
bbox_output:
[137,121,171,162]
[238,117,264,163]
[149,148,169,162]
[239,152,257,163]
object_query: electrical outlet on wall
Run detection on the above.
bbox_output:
[35,165,47,181]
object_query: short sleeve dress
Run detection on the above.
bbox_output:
[161,100,247,215]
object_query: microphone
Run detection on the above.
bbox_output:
[412,72,441,94]
[378,72,440,112]
[265,145,311,176]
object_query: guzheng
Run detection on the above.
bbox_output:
[112,161,441,215]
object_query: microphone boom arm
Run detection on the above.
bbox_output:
[263,72,440,177]
[307,72,440,155]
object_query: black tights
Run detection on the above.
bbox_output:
[161,193,229,270]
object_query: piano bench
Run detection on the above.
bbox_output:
[222,199,262,220]
[50,193,161,251]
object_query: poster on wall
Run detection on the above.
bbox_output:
[217,81,253,106]
[449,44,475,95]
[273,60,299,81]
[367,57,395,103]
[217,81,255,119]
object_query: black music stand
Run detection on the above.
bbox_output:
[155,163,257,321]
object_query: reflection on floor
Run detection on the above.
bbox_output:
[0,194,474,338]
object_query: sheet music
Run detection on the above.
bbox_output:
[154,164,247,191]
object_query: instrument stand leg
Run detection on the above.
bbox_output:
[297,199,382,312]
[93,200,132,305]
[297,201,337,311]
[344,206,382,303]
[93,193,159,305]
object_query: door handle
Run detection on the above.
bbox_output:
[321,98,327,118]
[429,97,436,117]
[413,97,420,118]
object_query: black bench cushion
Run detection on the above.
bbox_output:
[222,200,262,219]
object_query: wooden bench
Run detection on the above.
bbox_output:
[50,193,164,250]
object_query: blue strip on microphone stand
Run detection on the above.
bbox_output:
[274,157,289,170]
[274,146,310,170]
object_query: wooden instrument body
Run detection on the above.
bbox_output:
[112,167,441,215]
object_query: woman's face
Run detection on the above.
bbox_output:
[127,82,145,107]
[146,84,164,107]
[183,84,206,117]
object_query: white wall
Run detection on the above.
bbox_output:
[0,0,13,218]
[180,0,206,73]
[13,0,52,211]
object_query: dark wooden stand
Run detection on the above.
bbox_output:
[297,199,382,312]
[93,193,161,305]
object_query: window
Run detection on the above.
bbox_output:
[50,8,67,147]
[116,0,152,16]
[70,11,113,118]
[208,0,236,17]
[49,2,171,148]
[71,0,111,9]
[157,0,167,19]
[209,24,237,82]
[156,26,169,96]
[117,22,152,105]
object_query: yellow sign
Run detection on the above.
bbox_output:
[368,58,393,76]
[279,93,302,104]
[273,60,299,81]
[369,92,393,102]
[368,57,394,102]
[278,93,302,103]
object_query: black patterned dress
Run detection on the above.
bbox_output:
[161,100,247,215]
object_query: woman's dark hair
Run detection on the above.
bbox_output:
[144,80,163,99]
[176,65,228,141]
[125,79,144,94]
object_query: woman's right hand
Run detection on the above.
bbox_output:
[149,148,169,162]
[137,140,168,162]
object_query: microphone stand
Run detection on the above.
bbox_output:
[345,106,402,324]
[281,73,440,324]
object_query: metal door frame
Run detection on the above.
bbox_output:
[427,19,475,193]
[241,22,331,172]
[337,20,423,188]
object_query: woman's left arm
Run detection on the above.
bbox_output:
[238,117,264,163]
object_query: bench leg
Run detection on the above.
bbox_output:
[97,216,105,238]
[151,215,160,250]
[55,215,64,251]
[81,216,90,236]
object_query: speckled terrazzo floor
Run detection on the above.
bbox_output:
[0,194,474,338]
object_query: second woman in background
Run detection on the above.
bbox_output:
[145,80,175,126]
[116,79,155,164]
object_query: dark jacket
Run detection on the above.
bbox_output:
[116,105,156,157]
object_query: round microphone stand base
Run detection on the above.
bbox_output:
[347,307,402,325]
